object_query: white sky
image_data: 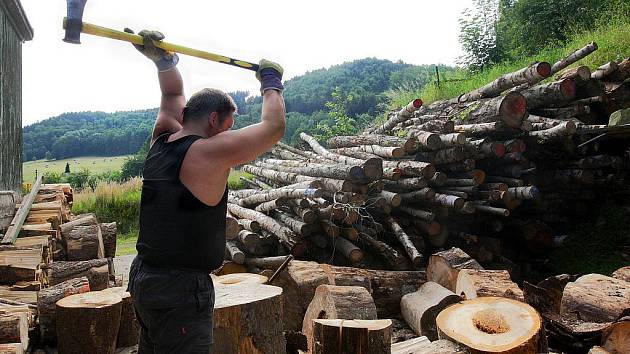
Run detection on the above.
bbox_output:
[20,0,471,126]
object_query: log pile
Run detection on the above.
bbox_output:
[0,183,138,351]
[222,44,630,281]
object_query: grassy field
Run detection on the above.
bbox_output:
[23,156,131,183]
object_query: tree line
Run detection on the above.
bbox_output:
[458,0,630,70]
[24,58,455,160]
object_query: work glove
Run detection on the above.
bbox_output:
[256,59,284,93]
[124,28,179,72]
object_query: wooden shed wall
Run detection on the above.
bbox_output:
[0,7,23,193]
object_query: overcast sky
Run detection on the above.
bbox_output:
[20,0,471,126]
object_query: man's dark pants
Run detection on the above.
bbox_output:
[127,257,214,353]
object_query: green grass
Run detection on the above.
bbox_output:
[116,230,139,256]
[389,19,630,109]
[23,155,131,183]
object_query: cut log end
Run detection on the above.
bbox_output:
[436,297,543,354]
[500,92,527,128]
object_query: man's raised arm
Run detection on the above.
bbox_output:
[202,60,286,167]
[124,29,184,142]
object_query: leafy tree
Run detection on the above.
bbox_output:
[66,168,91,191]
[458,0,503,70]
[314,87,357,142]
[44,151,53,161]
[65,162,71,174]
[42,171,63,184]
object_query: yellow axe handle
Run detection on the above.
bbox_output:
[63,17,259,71]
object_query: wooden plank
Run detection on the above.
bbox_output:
[1,175,42,245]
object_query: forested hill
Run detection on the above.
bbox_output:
[23,58,455,160]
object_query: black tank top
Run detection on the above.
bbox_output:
[137,133,227,272]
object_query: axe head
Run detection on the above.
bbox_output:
[63,0,87,44]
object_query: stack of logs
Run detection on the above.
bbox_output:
[219,41,630,278]
[0,182,139,353]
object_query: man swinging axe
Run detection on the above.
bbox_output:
[124,30,285,353]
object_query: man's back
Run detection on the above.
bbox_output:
[138,133,226,272]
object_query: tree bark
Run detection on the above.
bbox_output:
[461,62,551,101]
[400,282,461,340]
[302,285,377,352]
[56,291,123,354]
[551,42,598,74]
[47,259,109,290]
[556,65,592,81]
[399,206,435,222]
[436,297,544,354]
[427,247,483,292]
[0,314,28,350]
[312,319,392,354]
[213,283,286,354]
[521,79,576,109]
[328,135,416,152]
[427,92,527,128]
[99,222,117,259]
[560,274,630,323]
[369,99,423,134]
[255,161,367,182]
[37,276,90,342]
[240,188,322,206]
[341,145,406,158]
[228,203,303,254]
[65,224,104,261]
[59,214,98,239]
[386,217,423,266]
[591,61,619,80]
[383,178,428,191]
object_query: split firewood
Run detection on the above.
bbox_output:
[213,283,286,353]
[0,247,44,285]
[391,337,465,354]
[0,313,28,350]
[400,281,461,340]
[456,269,525,301]
[427,247,483,292]
[0,343,23,354]
[436,297,545,354]
[56,291,123,354]
[37,276,90,342]
[312,319,392,354]
[47,259,109,290]
[99,222,117,258]
[65,224,105,261]
[302,285,377,352]
[560,274,630,323]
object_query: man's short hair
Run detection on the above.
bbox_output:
[182,88,237,123]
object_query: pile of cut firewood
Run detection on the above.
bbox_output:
[221,42,630,276]
[0,180,138,353]
[218,248,629,354]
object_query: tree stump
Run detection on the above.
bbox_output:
[66,224,104,260]
[312,319,392,354]
[302,285,377,352]
[215,273,268,286]
[56,291,122,354]
[99,222,117,258]
[37,276,90,342]
[436,297,544,354]
[427,247,483,292]
[400,281,461,340]
[0,314,28,350]
[560,274,630,323]
[268,261,330,331]
[456,269,524,301]
[602,316,630,354]
[102,287,139,348]
[213,283,286,354]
